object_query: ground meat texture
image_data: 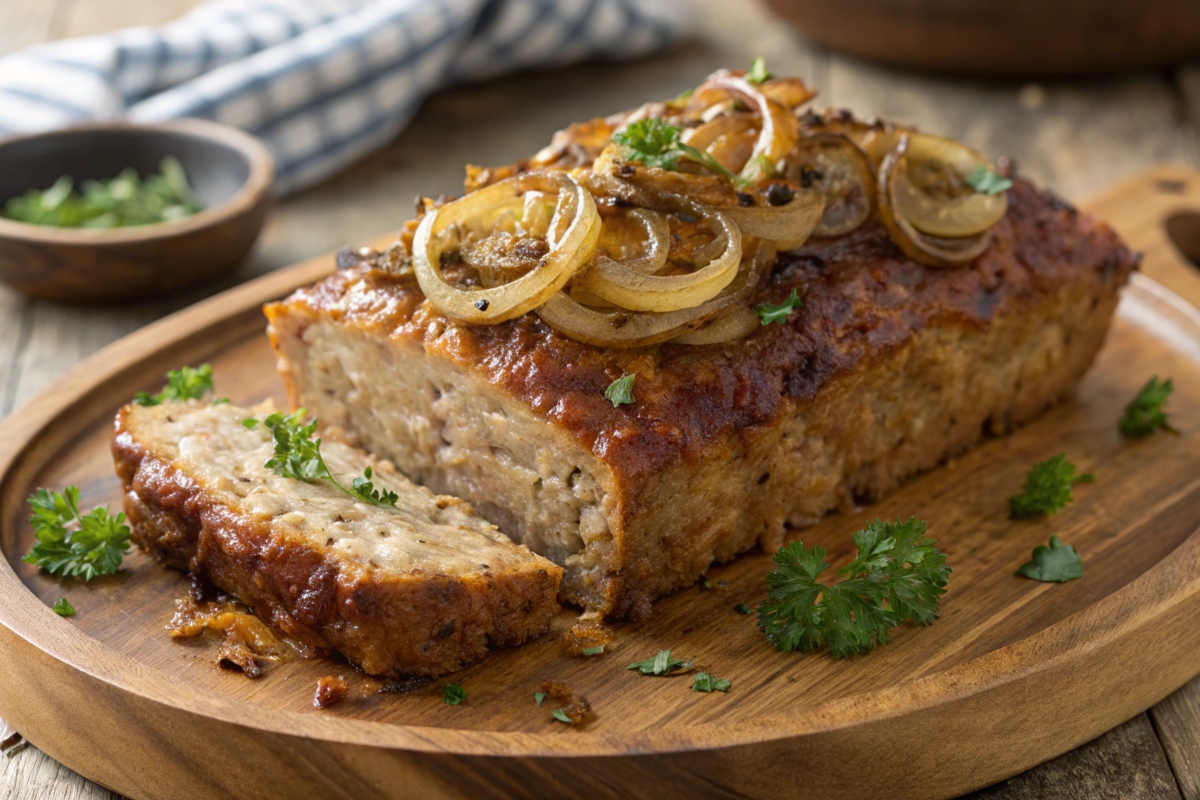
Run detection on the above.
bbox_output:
[114,401,562,677]
[265,177,1137,619]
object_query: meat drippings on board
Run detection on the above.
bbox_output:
[540,679,593,727]
[167,596,303,678]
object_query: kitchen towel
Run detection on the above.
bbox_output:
[0,0,688,193]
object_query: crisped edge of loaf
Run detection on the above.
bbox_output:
[113,406,562,677]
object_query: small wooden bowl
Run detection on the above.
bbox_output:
[0,120,273,303]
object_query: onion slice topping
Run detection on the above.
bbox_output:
[877,137,993,267]
[579,202,741,312]
[413,170,600,324]
[888,133,1008,238]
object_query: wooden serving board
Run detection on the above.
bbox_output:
[2,169,1200,800]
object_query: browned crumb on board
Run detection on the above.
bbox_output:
[167,596,298,679]
[540,679,593,727]
[313,675,352,709]
[561,617,613,656]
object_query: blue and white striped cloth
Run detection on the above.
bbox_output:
[0,0,688,193]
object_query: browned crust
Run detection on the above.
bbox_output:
[112,411,561,677]
[265,177,1138,619]
[266,178,1136,485]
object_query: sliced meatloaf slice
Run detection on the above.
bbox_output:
[113,401,562,677]
[265,177,1137,620]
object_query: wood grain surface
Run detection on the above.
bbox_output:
[3,0,1200,798]
[0,174,1198,800]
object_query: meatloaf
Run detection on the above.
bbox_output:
[114,401,562,676]
[266,177,1136,620]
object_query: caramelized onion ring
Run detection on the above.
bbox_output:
[878,137,992,267]
[723,189,825,249]
[539,242,768,348]
[890,133,1008,238]
[701,72,799,181]
[413,171,600,323]
[673,242,777,344]
[790,133,874,238]
[591,208,670,276]
[579,202,741,312]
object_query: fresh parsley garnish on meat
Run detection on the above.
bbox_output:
[442,684,466,705]
[755,288,803,325]
[1119,377,1176,437]
[23,486,131,581]
[351,466,399,508]
[756,518,950,658]
[612,118,739,183]
[1009,453,1094,519]
[133,364,217,406]
[604,373,636,407]
[1019,536,1085,582]
[747,56,772,84]
[691,671,731,693]
[259,409,398,509]
[52,598,76,616]
[965,166,1013,196]
[627,649,694,676]
[551,709,573,724]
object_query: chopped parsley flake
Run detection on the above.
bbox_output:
[1119,377,1175,437]
[52,598,75,616]
[1019,536,1085,582]
[755,288,803,325]
[965,166,1013,196]
[747,57,772,84]
[605,373,636,407]
[442,684,466,705]
[691,671,731,693]
[551,709,573,724]
[627,649,693,676]
[581,645,605,656]
[734,603,752,615]
[534,691,547,706]
[1010,453,1094,519]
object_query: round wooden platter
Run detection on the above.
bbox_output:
[4,170,1200,800]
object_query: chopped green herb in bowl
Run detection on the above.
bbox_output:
[3,156,203,229]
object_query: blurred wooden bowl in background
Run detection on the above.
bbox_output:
[766,0,1200,78]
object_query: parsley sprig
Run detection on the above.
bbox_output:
[250,409,397,509]
[1119,377,1176,437]
[1009,453,1094,519]
[612,118,742,185]
[133,363,217,406]
[1019,536,1085,582]
[756,288,803,325]
[757,518,950,658]
[23,486,131,581]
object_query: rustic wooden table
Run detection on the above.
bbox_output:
[2,1,1200,798]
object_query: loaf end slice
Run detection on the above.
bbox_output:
[113,401,562,677]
